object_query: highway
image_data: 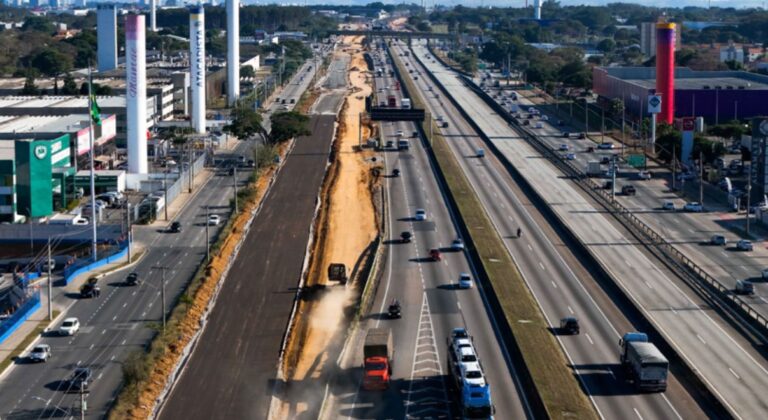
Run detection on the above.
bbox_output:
[0,145,251,419]
[493,88,768,320]
[408,41,768,419]
[320,46,529,419]
[391,43,711,419]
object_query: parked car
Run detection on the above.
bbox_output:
[736,239,754,251]
[414,209,427,221]
[450,238,465,251]
[58,318,80,336]
[684,202,704,212]
[735,279,755,295]
[560,317,580,335]
[28,344,51,362]
[458,273,473,289]
[67,367,93,391]
[710,235,727,246]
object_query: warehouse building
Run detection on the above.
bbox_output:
[593,67,768,124]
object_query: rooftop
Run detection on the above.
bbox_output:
[598,66,768,90]
[0,96,126,112]
[0,114,92,135]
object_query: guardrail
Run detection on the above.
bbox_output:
[455,73,768,341]
[0,290,41,345]
[62,242,128,285]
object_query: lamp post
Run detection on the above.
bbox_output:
[151,266,168,331]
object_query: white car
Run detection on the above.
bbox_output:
[436,115,444,121]
[684,202,704,212]
[207,214,221,226]
[414,209,427,221]
[736,239,754,251]
[638,171,652,180]
[396,130,404,137]
[662,201,676,211]
[59,318,80,336]
[451,238,465,251]
[458,273,473,289]
[29,344,51,362]
[565,153,576,161]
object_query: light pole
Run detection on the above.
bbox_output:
[163,172,168,221]
[151,266,168,331]
[47,237,52,321]
[233,165,238,214]
[699,150,704,206]
[205,205,210,263]
[746,182,752,235]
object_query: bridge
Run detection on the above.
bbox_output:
[330,30,455,40]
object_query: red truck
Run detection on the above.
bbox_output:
[387,95,397,108]
[363,328,394,390]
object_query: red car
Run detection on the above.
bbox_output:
[429,248,442,261]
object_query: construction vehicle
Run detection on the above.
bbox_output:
[328,263,348,284]
[363,328,394,390]
[619,332,669,392]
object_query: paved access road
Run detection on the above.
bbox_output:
[409,41,768,419]
[158,114,335,420]
[321,45,529,420]
[394,43,710,419]
[500,89,768,320]
[0,144,251,419]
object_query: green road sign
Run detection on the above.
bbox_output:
[627,154,646,168]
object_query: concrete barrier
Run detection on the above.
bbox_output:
[0,290,41,345]
[62,244,128,285]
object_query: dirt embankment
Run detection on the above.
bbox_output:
[278,36,381,418]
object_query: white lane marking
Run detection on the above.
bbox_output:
[527,244,533,251]
[89,344,94,350]
[625,259,633,268]
[729,368,741,380]
[696,334,706,344]
[567,306,574,315]
[112,315,117,321]
[585,333,594,345]
[538,262,545,270]
[634,408,644,420]
[550,281,557,289]
[670,307,678,315]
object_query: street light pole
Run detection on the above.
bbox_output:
[163,172,168,221]
[747,182,752,235]
[205,205,210,263]
[233,166,238,214]
[152,266,168,331]
[47,237,52,321]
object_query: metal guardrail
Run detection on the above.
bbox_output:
[458,74,768,340]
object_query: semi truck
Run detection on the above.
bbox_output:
[447,328,494,419]
[363,328,393,391]
[401,98,412,109]
[387,95,397,108]
[619,332,669,392]
[586,161,602,177]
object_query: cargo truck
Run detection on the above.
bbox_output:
[586,161,602,177]
[619,332,668,392]
[388,95,397,108]
[401,98,411,109]
[363,328,394,391]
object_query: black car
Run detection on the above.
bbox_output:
[169,221,182,233]
[68,367,93,391]
[80,278,101,298]
[622,185,637,196]
[388,300,402,319]
[400,231,412,243]
[578,132,587,139]
[126,272,140,286]
[560,317,580,335]
[392,168,400,177]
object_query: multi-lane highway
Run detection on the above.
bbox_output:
[389,42,713,419]
[320,46,529,419]
[407,40,768,418]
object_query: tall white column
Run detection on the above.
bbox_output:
[227,0,240,107]
[190,5,206,133]
[534,0,542,20]
[126,14,148,174]
[150,0,157,32]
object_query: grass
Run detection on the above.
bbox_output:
[0,310,60,373]
[392,51,597,420]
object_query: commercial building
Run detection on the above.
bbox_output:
[97,4,118,72]
[593,67,768,124]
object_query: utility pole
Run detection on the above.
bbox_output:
[601,108,605,143]
[358,113,363,147]
[584,98,589,137]
[699,150,704,206]
[152,266,168,331]
[205,205,210,263]
[233,165,238,214]
[747,182,752,235]
[80,384,86,420]
[47,237,52,321]
[188,142,193,193]
[672,146,677,191]
[163,172,168,221]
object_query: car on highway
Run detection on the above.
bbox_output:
[169,221,182,233]
[400,231,412,243]
[638,171,652,180]
[561,132,570,138]
[435,115,444,121]
[414,209,427,221]
[28,344,51,362]
[458,273,473,289]
[540,115,549,121]
[126,272,140,286]
[67,367,93,391]
[429,248,442,261]
[621,185,636,196]
[710,235,728,246]
[735,279,755,295]
[736,239,754,251]
[396,130,403,137]
[208,214,221,226]
[450,238,465,251]
[80,277,101,298]
[392,168,400,177]
[597,142,615,150]
[565,153,576,160]
[476,149,485,158]
[578,132,587,139]
[559,144,569,151]
[560,317,580,335]
[386,140,394,148]
[761,268,768,280]
[58,318,80,336]
[684,202,704,212]
[387,299,401,319]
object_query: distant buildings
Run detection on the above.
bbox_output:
[640,22,682,58]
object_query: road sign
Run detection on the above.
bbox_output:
[682,117,695,132]
[627,154,646,168]
[648,95,662,114]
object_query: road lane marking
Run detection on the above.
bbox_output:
[696,334,706,344]
[89,344,94,350]
[625,259,633,268]
[567,306,574,315]
[633,408,644,420]
[539,262,545,270]
[550,281,557,289]
[585,333,594,345]
[527,244,533,251]
[729,368,740,380]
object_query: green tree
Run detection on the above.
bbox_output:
[61,73,78,95]
[241,65,256,78]
[609,98,624,118]
[269,111,311,144]
[224,103,267,140]
[22,16,55,33]
[30,48,73,93]
[21,75,39,95]
[709,121,749,139]
[596,38,616,53]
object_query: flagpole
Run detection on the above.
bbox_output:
[88,64,97,262]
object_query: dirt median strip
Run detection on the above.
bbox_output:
[391,48,597,420]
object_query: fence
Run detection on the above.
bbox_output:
[62,241,128,285]
[457,72,768,340]
[0,289,41,345]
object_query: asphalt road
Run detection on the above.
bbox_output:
[321,45,529,420]
[409,41,768,419]
[157,114,335,420]
[495,90,768,320]
[0,145,252,419]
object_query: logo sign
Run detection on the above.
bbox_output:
[647,95,662,114]
[34,145,47,160]
[682,117,695,132]
[755,118,768,137]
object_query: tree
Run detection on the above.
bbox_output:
[30,48,73,93]
[22,16,55,34]
[269,111,311,144]
[61,73,78,95]
[240,65,255,78]
[224,104,268,141]
[709,120,748,140]
[21,75,39,95]
[609,98,624,118]
[596,38,616,53]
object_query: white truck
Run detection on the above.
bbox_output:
[619,332,668,392]
[401,98,412,109]
[586,161,602,177]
